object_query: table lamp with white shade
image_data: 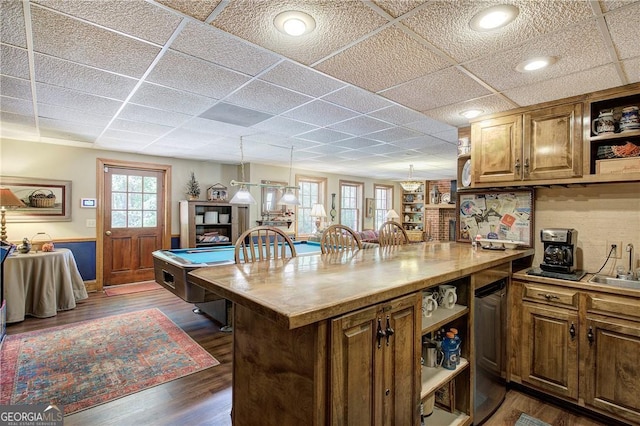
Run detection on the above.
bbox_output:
[0,187,26,242]
[385,209,400,222]
[310,204,327,235]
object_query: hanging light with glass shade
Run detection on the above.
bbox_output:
[399,164,421,192]
[278,146,300,205]
[229,137,257,205]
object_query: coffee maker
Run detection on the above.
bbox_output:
[540,228,578,273]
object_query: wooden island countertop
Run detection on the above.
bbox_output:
[188,241,534,330]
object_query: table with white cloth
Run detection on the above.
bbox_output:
[5,248,89,323]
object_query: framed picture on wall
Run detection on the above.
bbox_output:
[365,198,374,218]
[0,176,72,222]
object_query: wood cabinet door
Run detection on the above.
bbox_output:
[330,293,420,426]
[471,114,522,184]
[521,303,579,400]
[523,103,583,180]
[582,316,640,424]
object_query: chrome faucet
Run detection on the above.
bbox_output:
[627,243,634,279]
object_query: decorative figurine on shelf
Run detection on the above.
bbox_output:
[186,171,201,200]
[207,183,228,202]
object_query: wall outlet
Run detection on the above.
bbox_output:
[607,241,622,258]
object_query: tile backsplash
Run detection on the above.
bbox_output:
[533,182,639,276]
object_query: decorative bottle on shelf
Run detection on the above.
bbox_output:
[442,331,460,370]
[450,328,461,365]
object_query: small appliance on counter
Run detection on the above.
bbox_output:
[528,228,586,281]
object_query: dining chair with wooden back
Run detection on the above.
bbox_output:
[234,226,297,264]
[320,224,363,254]
[378,221,410,247]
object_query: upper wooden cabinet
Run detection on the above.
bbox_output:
[471,103,582,185]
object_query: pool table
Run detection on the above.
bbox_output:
[152,241,322,324]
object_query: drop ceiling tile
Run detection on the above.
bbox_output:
[259,61,345,97]
[35,83,122,116]
[605,2,640,60]
[296,128,351,143]
[315,26,449,93]
[170,22,280,76]
[331,137,382,150]
[403,117,456,135]
[0,76,31,100]
[321,85,394,114]
[391,135,443,150]
[224,80,313,115]
[181,116,257,138]
[503,64,624,106]
[1,0,27,48]
[371,0,427,18]
[39,118,102,142]
[366,126,422,143]
[336,149,378,160]
[0,96,33,116]
[119,103,192,127]
[0,111,36,129]
[150,131,212,150]
[300,143,349,155]
[199,102,273,127]
[147,50,250,99]
[30,6,161,78]
[35,54,138,100]
[210,0,388,66]
[130,82,217,115]
[327,115,392,136]
[465,22,610,92]
[38,103,112,127]
[95,137,148,151]
[380,66,491,111]
[1,45,30,79]
[283,100,358,127]
[251,116,319,136]
[621,57,640,84]
[368,105,429,125]
[402,0,594,63]
[357,143,406,155]
[431,128,460,144]
[155,0,221,21]
[600,0,640,13]
[34,0,183,45]
[101,128,159,144]
[411,141,458,156]
[108,119,174,137]
[424,95,517,127]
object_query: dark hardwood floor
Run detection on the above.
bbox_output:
[5,287,233,426]
[5,288,613,425]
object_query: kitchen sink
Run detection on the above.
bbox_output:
[588,274,640,290]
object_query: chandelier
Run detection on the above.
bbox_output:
[399,165,421,192]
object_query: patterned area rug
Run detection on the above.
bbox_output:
[0,309,219,415]
[515,413,552,426]
[104,281,163,296]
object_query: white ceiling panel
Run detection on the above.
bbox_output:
[30,5,161,77]
[1,45,30,79]
[0,0,637,182]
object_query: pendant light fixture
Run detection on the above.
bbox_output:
[277,146,300,206]
[399,164,421,192]
[229,137,257,205]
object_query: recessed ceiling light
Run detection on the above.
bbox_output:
[460,109,484,119]
[274,11,316,36]
[516,56,557,73]
[469,5,519,32]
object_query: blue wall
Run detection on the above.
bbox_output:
[55,236,180,281]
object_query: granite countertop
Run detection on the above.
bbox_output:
[189,242,534,329]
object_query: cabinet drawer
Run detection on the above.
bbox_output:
[522,283,578,308]
[586,292,640,321]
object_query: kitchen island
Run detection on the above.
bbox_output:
[189,242,534,425]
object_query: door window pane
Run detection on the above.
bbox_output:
[111,173,158,228]
[112,211,127,228]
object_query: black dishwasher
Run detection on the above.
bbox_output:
[474,278,507,425]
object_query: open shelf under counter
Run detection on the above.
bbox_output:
[421,358,469,400]
[423,406,471,426]
[421,304,469,335]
